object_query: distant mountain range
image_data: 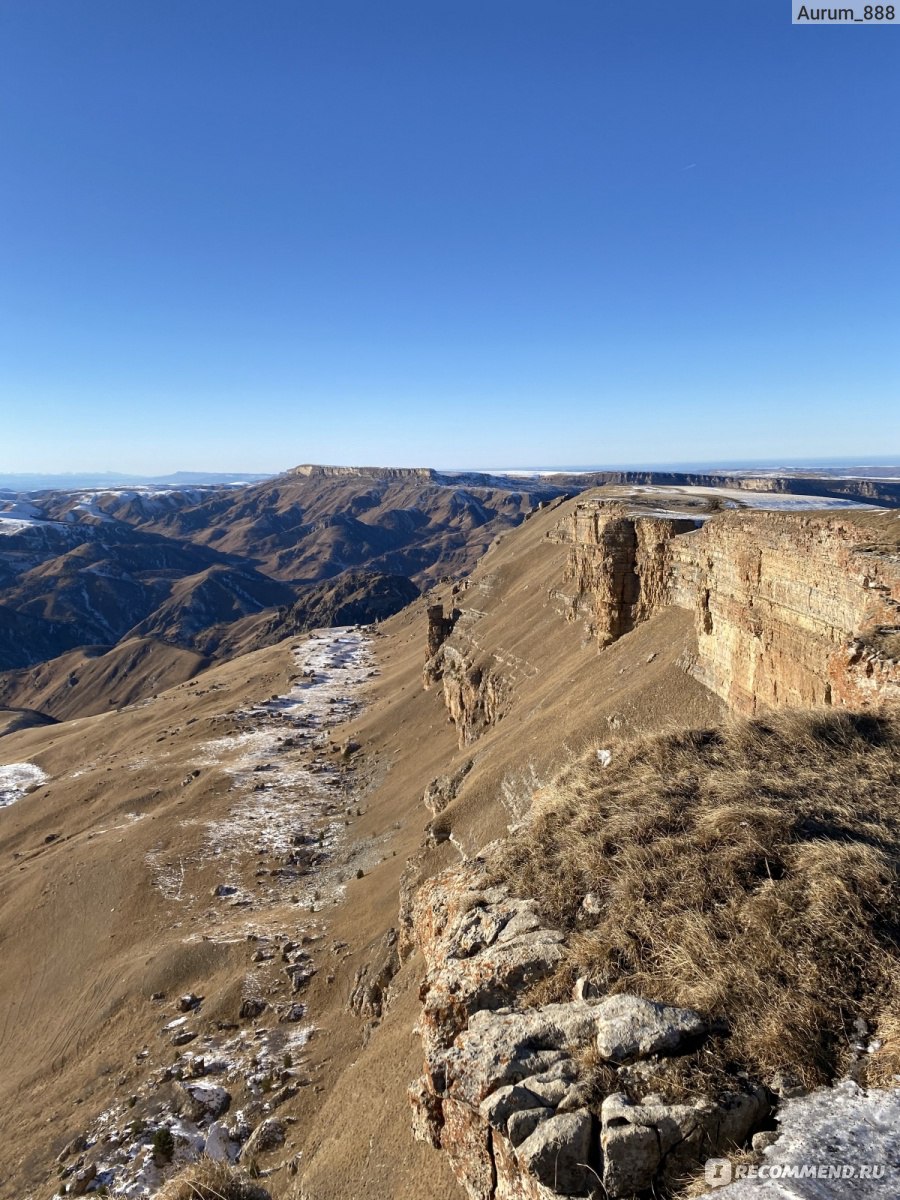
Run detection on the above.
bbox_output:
[1,462,898,724]
[0,466,567,718]
[0,470,273,491]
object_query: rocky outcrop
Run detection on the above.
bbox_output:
[424,643,509,747]
[563,506,697,646]
[423,760,474,814]
[349,928,400,1020]
[427,603,459,659]
[557,505,900,714]
[409,864,769,1199]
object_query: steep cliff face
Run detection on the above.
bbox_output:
[561,505,697,646]
[684,515,900,712]
[558,505,900,715]
[546,469,900,507]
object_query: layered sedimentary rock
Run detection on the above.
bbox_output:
[564,505,697,646]
[557,505,900,714]
[684,515,900,711]
[424,644,508,747]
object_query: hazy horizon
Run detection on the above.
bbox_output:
[2,453,900,493]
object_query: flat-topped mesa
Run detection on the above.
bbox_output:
[559,503,900,714]
[288,464,438,481]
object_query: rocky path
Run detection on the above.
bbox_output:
[55,627,380,1198]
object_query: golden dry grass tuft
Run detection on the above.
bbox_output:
[154,1159,271,1200]
[863,628,900,661]
[495,710,900,1089]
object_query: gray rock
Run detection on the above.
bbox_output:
[68,1164,96,1196]
[603,1120,662,1197]
[241,1117,286,1159]
[516,1109,593,1195]
[348,928,399,1019]
[479,1083,546,1130]
[179,1081,231,1120]
[279,1002,307,1023]
[444,1003,599,1105]
[507,1106,554,1147]
[600,1088,769,1197]
[423,760,473,813]
[594,993,707,1062]
[413,864,566,1055]
[601,1093,706,1196]
[204,1121,240,1162]
[520,1073,572,1108]
[409,1076,443,1148]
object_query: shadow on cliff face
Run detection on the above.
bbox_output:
[494,709,900,1093]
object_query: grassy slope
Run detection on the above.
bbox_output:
[496,710,900,1094]
[0,494,725,1199]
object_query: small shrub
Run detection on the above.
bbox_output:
[151,1127,175,1164]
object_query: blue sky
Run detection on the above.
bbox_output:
[1,0,897,474]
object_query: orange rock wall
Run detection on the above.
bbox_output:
[560,506,900,714]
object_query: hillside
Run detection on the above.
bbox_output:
[0,492,724,1199]
[0,469,568,714]
[0,486,898,1200]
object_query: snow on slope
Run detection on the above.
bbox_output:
[698,1081,900,1198]
[0,762,48,808]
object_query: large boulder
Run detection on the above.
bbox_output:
[179,1081,231,1121]
[594,993,707,1063]
[515,1110,594,1196]
[601,1089,769,1197]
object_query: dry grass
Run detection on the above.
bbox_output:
[155,1159,272,1200]
[494,710,900,1089]
[862,628,900,661]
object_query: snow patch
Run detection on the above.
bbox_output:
[697,1080,900,1198]
[643,485,881,511]
[0,762,48,808]
[198,628,374,864]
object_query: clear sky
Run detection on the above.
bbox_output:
[1,0,897,474]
